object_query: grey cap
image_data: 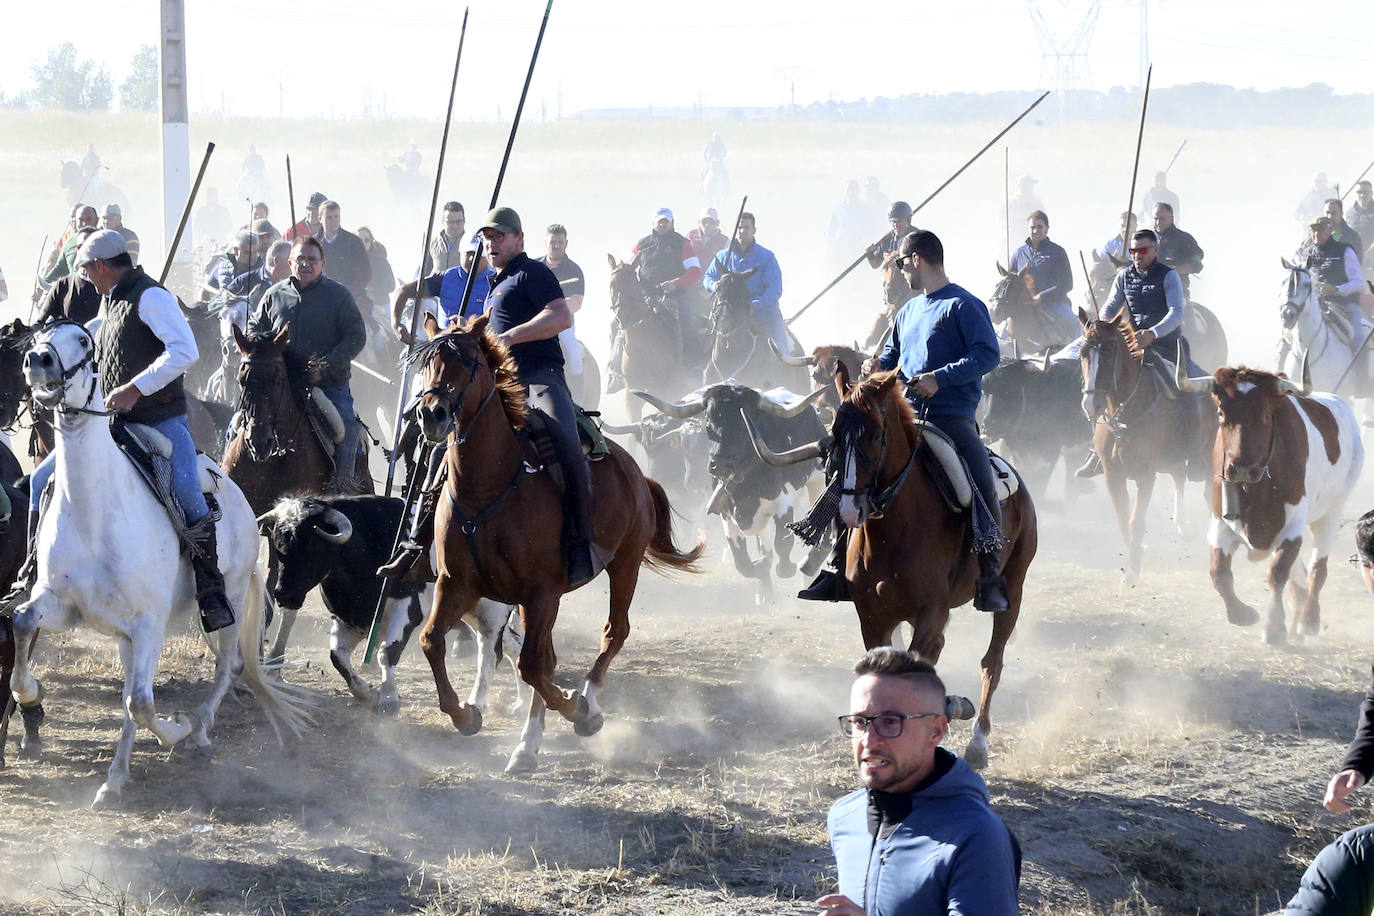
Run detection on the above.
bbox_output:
[479,206,522,234]
[73,229,128,269]
[251,218,277,235]
[103,203,121,217]
[307,191,328,208]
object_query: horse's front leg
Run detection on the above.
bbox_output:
[264,552,295,663]
[1263,537,1302,646]
[1101,461,1134,584]
[464,598,524,715]
[1123,473,1155,586]
[504,688,547,776]
[97,632,194,808]
[420,575,484,734]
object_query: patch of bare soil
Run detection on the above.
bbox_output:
[1,501,1371,915]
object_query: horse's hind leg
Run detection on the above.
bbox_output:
[185,624,246,756]
[1124,475,1155,586]
[505,688,548,776]
[0,619,14,768]
[464,598,524,716]
[967,568,1026,771]
[516,591,578,725]
[575,555,640,738]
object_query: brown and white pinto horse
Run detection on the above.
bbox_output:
[1078,308,1215,584]
[747,366,1037,768]
[411,313,704,775]
[1177,360,1363,644]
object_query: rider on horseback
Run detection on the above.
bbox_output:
[865,201,915,269]
[1299,215,1366,348]
[1009,210,1077,343]
[606,209,704,393]
[801,230,1010,612]
[702,212,792,358]
[392,231,492,344]
[1072,228,1212,479]
[5,230,235,631]
[251,236,368,493]
[1152,203,1203,298]
[382,207,610,588]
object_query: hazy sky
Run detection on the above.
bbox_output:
[1,0,1371,120]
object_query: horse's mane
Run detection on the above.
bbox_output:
[1090,314,1144,361]
[848,369,918,439]
[240,330,312,390]
[406,324,528,429]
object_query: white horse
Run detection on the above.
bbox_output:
[1278,259,1371,399]
[7,321,310,808]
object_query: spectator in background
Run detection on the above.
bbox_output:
[688,207,730,267]
[1141,170,1180,225]
[862,176,890,216]
[1348,182,1374,267]
[1296,171,1336,224]
[285,191,326,241]
[317,200,373,307]
[194,188,234,249]
[1327,198,1365,264]
[101,204,140,266]
[1006,174,1045,233]
[422,201,466,276]
[537,223,587,385]
[357,226,397,308]
[42,205,98,284]
[826,179,876,265]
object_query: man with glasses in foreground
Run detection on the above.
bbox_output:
[819,647,1019,915]
[1286,510,1374,910]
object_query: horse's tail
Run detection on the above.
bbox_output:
[234,564,314,743]
[641,477,706,576]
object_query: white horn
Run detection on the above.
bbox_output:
[756,387,827,419]
[1175,342,1216,394]
[632,390,706,419]
[741,410,824,467]
[313,508,353,544]
[769,339,816,367]
[1277,351,1313,396]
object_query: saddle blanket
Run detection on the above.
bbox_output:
[914,420,1019,508]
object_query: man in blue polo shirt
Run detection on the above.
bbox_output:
[702,211,791,356]
[800,230,1008,612]
[390,231,492,344]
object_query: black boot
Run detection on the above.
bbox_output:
[974,552,1010,613]
[1075,449,1103,479]
[0,510,39,615]
[189,520,235,633]
[379,503,433,580]
[565,457,611,589]
[798,527,851,602]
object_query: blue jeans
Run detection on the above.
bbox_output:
[319,383,361,475]
[753,303,794,356]
[32,413,209,537]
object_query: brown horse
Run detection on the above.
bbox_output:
[607,255,692,421]
[988,262,1069,354]
[411,313,704,775]
[222,324,372,660]
[746,365,1036,768]
[1078,308,1216,584]
[769,342,870,419]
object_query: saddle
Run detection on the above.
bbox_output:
[524,405,610,493]
[914,420,1019,514]
[110,419,225,556]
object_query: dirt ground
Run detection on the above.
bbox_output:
[3,481,1373,916]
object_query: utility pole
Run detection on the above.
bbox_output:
[159,0,192,297]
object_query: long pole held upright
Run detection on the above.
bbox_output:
[1342,157,1374,202]
[286,154,297,234]
[787,90,1049,326]
[160,141,214,285]
[381,7,469,499]
[1079,249,1100,318]
[1121,65,1152,254]
[1004,146,1011,265]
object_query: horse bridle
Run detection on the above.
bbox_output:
[832,400,921,519]
[415,335,499,446]
[32,320,109,418]
[236,355,300,460]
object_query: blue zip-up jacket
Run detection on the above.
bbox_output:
[828,749,1019,916]
[702,241,782,311]
[422,265,493,324]
[878,282,1001,419]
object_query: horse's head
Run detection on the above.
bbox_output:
[829,364,913,528]
[233,323,295,462]
[1077,306,1142,419]
[708,267,759,337]
[988,262,1033,325]
[607,254,651,321]
[24,320,97,415]
[774,344,869,415]
[0,319,37,428]
[410,313,525,445]
[1279,258,1316,330]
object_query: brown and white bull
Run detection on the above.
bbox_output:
[1178,358,1364,644]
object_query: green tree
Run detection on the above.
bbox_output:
[119,44,158,111]
[29,42,113,110]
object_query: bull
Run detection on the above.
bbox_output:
[769,341,870,419]
[257,495,524,715]
[599,413,710,501]
[1177,354,1364,644]
[633,383,829,602]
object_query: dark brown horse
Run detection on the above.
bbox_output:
[222,324,372,660]
[0,476,35,769]
[988,262,1072,353]
[859,257,913,351]
[704,268,805,390]
[607,255,692,421]
[411,313,704,775]
[1078,308,1216,584]
[746,365,1037,769]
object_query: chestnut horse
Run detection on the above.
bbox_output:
[411,313,704,775]
[607,256,693,422]
[222,325,372,660]
[989,262,1072,354]
[746,365,1037,768]
[1078,308,1216,584]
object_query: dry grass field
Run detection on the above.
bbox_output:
[4,109,1374,914]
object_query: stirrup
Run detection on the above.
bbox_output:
[1075,451,1103,479]
[378,540,424,579]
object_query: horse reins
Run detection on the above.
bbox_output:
[236,355,305,461]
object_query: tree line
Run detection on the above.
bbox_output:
[0,43,156,112]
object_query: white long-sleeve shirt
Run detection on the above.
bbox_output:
[86,284,199,395]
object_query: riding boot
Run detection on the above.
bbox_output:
[798,525,852,602]
[606,330,626,394]
[973,551,1010,613]
[188,520,235,633]
[380,443,442,580]
[0,510,39,615]
[565,457,611,588]
[1075,448,1103,479]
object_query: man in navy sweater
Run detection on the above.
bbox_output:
[799,229,1008,611]
[819,648,1019,916]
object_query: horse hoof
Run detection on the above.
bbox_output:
[1262,626,1288,647]
[775,561,796,579]
[91,785,122,810]
[195,743,216,761]
[377,694,401,717]
[1226,605,1260,627]
[1299,619,1321,637]
[504,749,538,776]
[574,711,605,738]
[18,736,42,759]
[945,695,976,721]
[964,744,989,771]
[457,706,483,736]
[1120,569,1139,588]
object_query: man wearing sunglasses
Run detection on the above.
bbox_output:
[819,647,1019,916]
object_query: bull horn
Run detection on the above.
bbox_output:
[741,410,824,467]
[632,390,706,419]
[313,508,353,544]
[255,511,275,534]
[1175,341,1216,393]
[599,421,641,435]
[768,338,816,367]
[756,386,827,419]
[1277,351,1313,396]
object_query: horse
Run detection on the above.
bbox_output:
[704,268,805,391]
[59,161,130,217]
[7,320,310,808]
[744,365,1037,769]
[410,313,705,775]
[1088,251,1229,371]
[1077,308,1216,584]
[989,262,1076,354]
[608,256,695,422]
[0,479,34,770]
[769,342,870,421]
[857,257,911,352]
[221,324,374,660]
[1278,259,1372,400]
